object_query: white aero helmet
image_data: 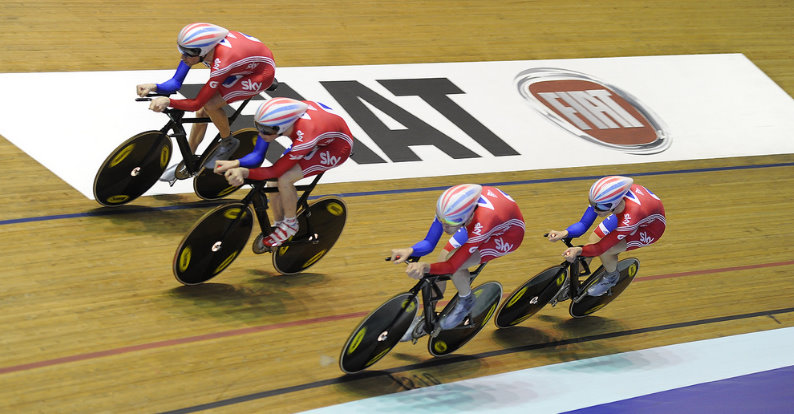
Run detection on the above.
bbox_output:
[254,98,309,135]
[177,23,229,57]
[436,184,483,226]
[589,176,633,211]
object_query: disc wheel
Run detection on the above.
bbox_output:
[93,131,171,206]
[428,281,503,356]
[494,265,567,328]
[173,202,254,285]
[569,258,640,318]
[193,129,259,200]
[339,293,418,374]
[272,197,347,275]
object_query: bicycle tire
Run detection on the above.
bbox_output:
[494,265,567,328]
[569,258,640,318]
[193,128,259,200]
[428,281,502,356]
[173,202,254,285]
[339,293,418,374]
[93,131,171,206]
[272,197,347,275]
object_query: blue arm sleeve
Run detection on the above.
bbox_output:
[600,214,618,234]
[450,226,469,248]
[410,218,444,257]
[155,61,191,94]
[237,135,270,168]
[565,206,598,238]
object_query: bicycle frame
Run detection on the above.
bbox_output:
[406,262,487,337]
[228,173,325,246]
[136,96,252,176]
[558,237,616,303]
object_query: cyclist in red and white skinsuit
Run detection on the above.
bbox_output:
[548,176,666,297]
[137,23,276,182]
[391,184,525,341]
[217,98,353,248]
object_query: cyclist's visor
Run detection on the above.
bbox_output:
[255,123,279,136]
[178,45,201,58]
[437,215,465,227]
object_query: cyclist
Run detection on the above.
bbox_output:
[390,184,525,342]
[547,176,666,297]
[136,22,276,184]
[216,97,353,248]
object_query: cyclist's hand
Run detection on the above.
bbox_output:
[563,246,582,262]
[390,248,413,264]
[214,159,240,175]
[548,230,568,242]
[405,262,430,280]
[148,96,170,112]
[224,167,249,187]
[136,83,157,97]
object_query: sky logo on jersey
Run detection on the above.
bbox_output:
[515,68,671,154]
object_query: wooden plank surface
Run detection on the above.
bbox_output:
[0,1,792,412]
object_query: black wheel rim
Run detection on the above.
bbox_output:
[429,281,503,356]
[93,131,170,206]
[570,258,640,317]
[339,293,417,374]
[193,129,259,200]
[173,203,253,285]
[495,266,565,327]
[273,197,347,275]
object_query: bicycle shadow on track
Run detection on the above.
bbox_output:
[165,279,310,322]
[336,354,485,397]
[490,324,558,349]
[244,269,328,289]
[490,313,630,363]
[555,314,629,337]
[87,203,213,236]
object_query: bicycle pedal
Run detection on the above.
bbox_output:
[251,234,272,254]
[174,162,191,180]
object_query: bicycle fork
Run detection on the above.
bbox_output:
[418,278,446,339]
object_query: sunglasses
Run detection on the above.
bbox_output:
[178,45,201,58]
[256,123,279,136]
[592,203,612,212]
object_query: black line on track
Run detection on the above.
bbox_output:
[159,306,794,413]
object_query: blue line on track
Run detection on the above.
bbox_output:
[3,161,793,227]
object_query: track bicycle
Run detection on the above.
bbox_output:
[93,82,278,206]
[339,259,502,374]
[172,172,347,285]
[494,236,640,327]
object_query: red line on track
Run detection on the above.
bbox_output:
[2,260,792,375]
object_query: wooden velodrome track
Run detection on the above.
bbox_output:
[1,1,793,412]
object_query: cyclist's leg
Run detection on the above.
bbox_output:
[598,239,628,272]
[587,239,627,296]
[600,220,665,272]
[439,251,481,329]
[266,181,283,224]
[261,165,303,247]
[275,164,303,221]
[450,251,481,297]
[585,214,619,267]
[203,93,232,140]
[183,97,232,159]
[279,140,350,220]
